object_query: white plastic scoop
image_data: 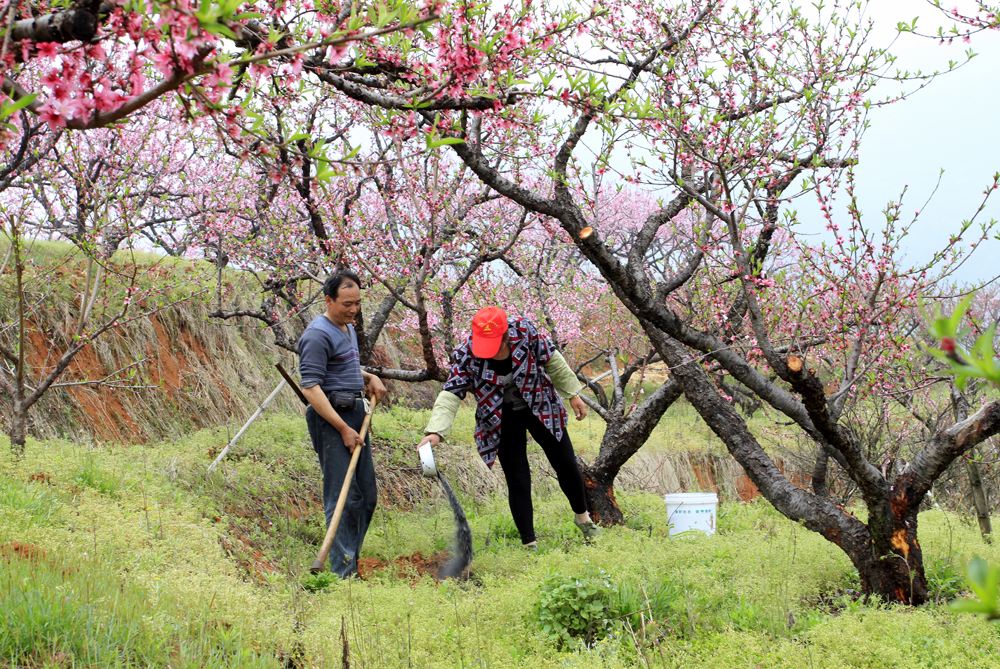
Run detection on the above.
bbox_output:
[418,442,437,477]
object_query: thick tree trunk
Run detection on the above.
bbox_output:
[642,329,933,603]
[578,461,624,525]
[851,502,928,605]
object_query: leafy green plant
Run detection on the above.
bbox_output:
[951,558,1000,621]
[301,571,336,593]
[614,578,681,633]
[926,558,966,603]
[535,570,617,648]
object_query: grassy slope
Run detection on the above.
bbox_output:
[0,237,303,444]
[3,406,1000,668]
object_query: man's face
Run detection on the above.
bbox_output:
[326,281,361,326]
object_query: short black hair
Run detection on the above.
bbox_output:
[324,270,362,299]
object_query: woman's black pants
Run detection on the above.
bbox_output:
[496,405,587,544]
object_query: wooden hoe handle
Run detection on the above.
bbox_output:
[310,396,377,574]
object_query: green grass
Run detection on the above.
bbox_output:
[1,551,280,668]
[0,479,63,528]
[3,411,1000,668]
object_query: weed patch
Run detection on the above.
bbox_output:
[926,557,967,603]
[0,479,62,528]
[74,454,121,496]
[535,569,619,648]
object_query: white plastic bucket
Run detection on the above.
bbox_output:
[664,492,718,536]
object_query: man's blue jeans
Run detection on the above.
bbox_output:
[306,401,377,578]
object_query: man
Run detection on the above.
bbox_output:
[298,270,387,578]
[418,306,599,549]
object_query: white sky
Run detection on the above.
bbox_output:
[801,0,1000,284]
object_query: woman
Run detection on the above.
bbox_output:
[418,306,599,548]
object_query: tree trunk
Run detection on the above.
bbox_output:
[811,449,829,497]
[578,460,624,525]
[11,223,27,458]
[853,550,928,605]
[643,328,934,603]
[965,453,993,541]
[10,402,26,457]
[952,388,992,540]
[10,9,98,45]
[576,379,683,526]
[851,502,928,605]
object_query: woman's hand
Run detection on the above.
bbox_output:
[569,395,588,421]
[417,433,442,449]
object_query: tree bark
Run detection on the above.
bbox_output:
[578,460,624,525]
[9,402,26,456]
[812,449,829,497]
[951,386,992,540]
[9,222,27,456]
[905,401,1000,501]
[853,499,928,605]
[645,327,934,603]
[964,454,993,541]
[9,10,98,44]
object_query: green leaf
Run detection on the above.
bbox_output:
[968,557,989,589]
[340,144,361,161]
[949,599,994,614]
[971,324,997,369]
[949,294,974,333]
[425,132,465,150]
[203,22,237,39]
[314,167,344,182]
[0,92,38,120]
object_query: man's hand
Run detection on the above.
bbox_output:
[569,395,588,421]
[417,433,441,449]
[340,426,364,452]
[365,374,388,402]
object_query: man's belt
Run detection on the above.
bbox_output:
[328,389,365,408]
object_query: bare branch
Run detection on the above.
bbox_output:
[904,400,1000,500]
[7,8,97,44]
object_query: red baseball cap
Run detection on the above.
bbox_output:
[471,306,508,358]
